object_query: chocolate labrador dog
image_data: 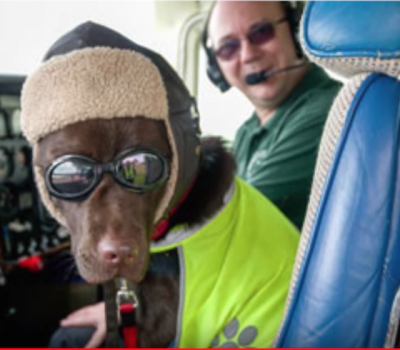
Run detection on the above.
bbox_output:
[36,117,233,347]
[21,22,298,348]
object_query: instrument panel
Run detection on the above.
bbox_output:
[0,77,69,275]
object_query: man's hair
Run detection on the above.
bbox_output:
[201,1,304,92]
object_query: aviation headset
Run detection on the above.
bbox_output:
[201,1,304,92]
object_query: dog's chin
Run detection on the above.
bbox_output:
[116,264,147,282]
[80,268,117,284]
[78,262,147,285]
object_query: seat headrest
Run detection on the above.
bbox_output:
[301,2,400,79]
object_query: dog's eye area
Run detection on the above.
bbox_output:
[45,149,169,200]
[115,153,166,186]
[49,158,95,196]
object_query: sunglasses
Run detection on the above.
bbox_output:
[45,148,170,201]
[214,17,288,61]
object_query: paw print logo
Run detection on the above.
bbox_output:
[211,318,258,348]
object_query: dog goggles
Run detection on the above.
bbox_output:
[214,17,288,61]
[45,148,170,200]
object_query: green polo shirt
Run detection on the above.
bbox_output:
[232,64,341,229]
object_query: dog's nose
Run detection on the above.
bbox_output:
[98,240,135,265]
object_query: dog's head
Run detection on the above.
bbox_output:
[20,22,200,283]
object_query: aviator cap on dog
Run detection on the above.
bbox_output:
[21,21,201,226]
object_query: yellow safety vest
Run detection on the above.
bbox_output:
[151,177,299,347]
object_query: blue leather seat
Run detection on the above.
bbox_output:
[274,2,400,347]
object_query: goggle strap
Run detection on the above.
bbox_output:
[150,177,196,241]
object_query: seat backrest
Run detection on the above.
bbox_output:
[274,2,400,347]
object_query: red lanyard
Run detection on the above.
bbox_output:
[117,282,139,348]
[120,303,138,348]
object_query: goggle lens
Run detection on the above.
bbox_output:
[116,153,165,187]
[46,149,169,200]
[50,158,96,196]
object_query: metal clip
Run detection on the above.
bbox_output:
[116,278,139,308]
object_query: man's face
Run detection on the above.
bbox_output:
[209,1,300,110]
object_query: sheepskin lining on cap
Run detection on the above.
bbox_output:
[22,47,178,224]
[21,47,170,142]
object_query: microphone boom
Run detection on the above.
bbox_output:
[245,61,308,86]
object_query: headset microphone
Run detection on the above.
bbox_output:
[245,61,309,86]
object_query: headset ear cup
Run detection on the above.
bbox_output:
[206,52,231,92]
[292,27,303,58]
[201,20,231,93]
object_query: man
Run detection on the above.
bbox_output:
[204,1,342,229]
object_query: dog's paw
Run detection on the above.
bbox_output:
[211,318,258,348]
